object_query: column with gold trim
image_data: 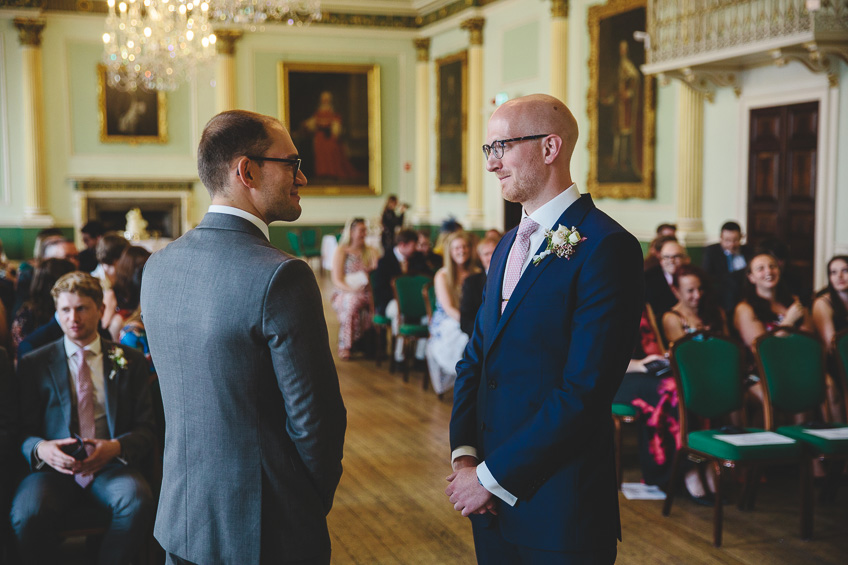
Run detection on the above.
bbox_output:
[14,18,52,225]
[461,17,485,228]
[675,82,705,245]
[214,29,243,113]
[413,38,431,223]
[549,0,569,102]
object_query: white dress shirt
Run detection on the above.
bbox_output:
[208,205,270,241]
[452,184,581,507]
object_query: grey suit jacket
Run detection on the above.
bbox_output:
[141,212,346,564]
[17,338,155,469]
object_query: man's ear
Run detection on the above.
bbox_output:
[542,135,562,164]
[235,157,255,187]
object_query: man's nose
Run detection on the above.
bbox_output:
[485,154,500,172]
[296,169,307,187]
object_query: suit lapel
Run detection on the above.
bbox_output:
[102,341,117,438]
[484,194,596,357]
[482,229,514,353]
[48,342,73,433]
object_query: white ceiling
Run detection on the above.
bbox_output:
[323,0,458,16]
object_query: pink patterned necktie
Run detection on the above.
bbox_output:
[74,349,96,488]
[502,217,539,313]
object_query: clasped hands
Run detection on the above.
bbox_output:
[37,437,121,477]
[445,455,498,517]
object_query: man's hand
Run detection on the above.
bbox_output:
[73,439,121,476]
[445,466,496,517]
[452,455,478,472]
[36,438,80,475]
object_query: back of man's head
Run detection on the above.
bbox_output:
[197,110,279,197]
[96,234,130,266]
[51,271,104,307]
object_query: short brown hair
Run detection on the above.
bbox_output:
[96,233,130,266]
[197,110,279,197]
[52,271,104,306]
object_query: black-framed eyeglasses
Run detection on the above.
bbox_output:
[246,156,301,179]
[482,134,550,159]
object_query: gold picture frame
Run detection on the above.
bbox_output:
[435,51,467,193]
[278,62,381,196]
[587,0,655,199]
[97,65,167,144]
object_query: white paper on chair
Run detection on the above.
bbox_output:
[803,427,848,440]
[714,432,796,446]
[621,483,667,500]
[345,271,368,290]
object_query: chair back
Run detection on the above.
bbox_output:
[286,231,302,256]
[302,228,319,249]
[645,303,667,355]
[393,275,431,324]
[670,332,746,437]
[835,328,848,414]
[755,328,826,424]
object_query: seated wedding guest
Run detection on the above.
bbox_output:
[644,227,677,271]
[107,246,151,340]
[332,218,379,360]
[10,272,155,565]
[416,229,443,272]
[14,229,66,311]
[426,231,479,395]
[755,236,810,306]
[94,234,130,333]
[702,221,751,314]
[10,258,76,353]
[42,238,80,268]
[0,346,15,555]
[79,220,106,273]
[813,255,848,422]
[373,229,431,317]
[646,239,689,340]
[735,253,814,350]
[459,234,499,337]
[662,265,728,346]
[380,195,407,253]
[433,217,463,256]
[112,246,164,448]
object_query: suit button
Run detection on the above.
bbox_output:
[488,380,497,390]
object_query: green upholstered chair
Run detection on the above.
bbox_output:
[287,230,322,272]
[756,328,848,507]
[663,332,808,547]
[835,329,848,416]
[392,275,432,388]
[368,271,392,368]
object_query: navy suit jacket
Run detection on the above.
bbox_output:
[450,194,644,552]
[17,338,156,470]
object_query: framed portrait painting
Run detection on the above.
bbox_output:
[435,51,467,193]
[97,65,167,144]
[278,62,381,196]
[587,0,655,199]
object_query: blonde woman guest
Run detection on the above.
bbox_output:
[426,231,480,395]
[331,218,379,360]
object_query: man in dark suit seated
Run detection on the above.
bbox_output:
[372,229,431,316]
[78,221,106,274]
[645,239,689,339]
[10,272,155,565]
[459,235,499,337]
[701,221,751,313]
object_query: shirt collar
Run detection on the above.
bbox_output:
[208,205,270,241]
[64,335,102,360]
[523,184,580,230]
[393,247,406,263]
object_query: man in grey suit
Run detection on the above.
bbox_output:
[141,110,346,565]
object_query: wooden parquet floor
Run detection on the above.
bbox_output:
[319,273,848,564]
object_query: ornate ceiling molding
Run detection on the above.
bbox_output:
[771,41,848,88]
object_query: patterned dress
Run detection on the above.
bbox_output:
[332,252,373,357]
[426,300,468,395]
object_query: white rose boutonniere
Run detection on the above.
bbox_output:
[531,225,587,266]
[107,347,128,380]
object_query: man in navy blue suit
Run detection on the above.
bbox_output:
[446,94,644,564]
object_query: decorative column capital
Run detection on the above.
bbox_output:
[214,29,244,56]
[14,18,46,47]
[414,38,431,62]
[461,17,485,46]
[551,0,569,18]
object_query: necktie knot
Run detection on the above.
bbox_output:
[517,217,538,239]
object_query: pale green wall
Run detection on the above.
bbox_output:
[837,60,848,252]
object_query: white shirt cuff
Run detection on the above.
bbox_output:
[451,446,478,463]
[476,462,517,507]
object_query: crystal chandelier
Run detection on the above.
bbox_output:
[210,0,322,28]
[102,0,217,92]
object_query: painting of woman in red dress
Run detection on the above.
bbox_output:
[302,91,360,180]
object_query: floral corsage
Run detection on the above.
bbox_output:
[107,347,128,380]
[531,224,586,265]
